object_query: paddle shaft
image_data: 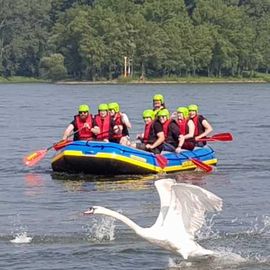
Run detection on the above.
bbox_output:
[48,128,82,151]
[48,126,115,151]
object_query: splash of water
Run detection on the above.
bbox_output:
[247,215,270,235]
[85,215,116,242]
[10,232,32,244]
[197,213,220,240]
[168,250,246,269]
[186,214,270,267]
[10,215,32,244]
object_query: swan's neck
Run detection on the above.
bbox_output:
[98,208,142,234]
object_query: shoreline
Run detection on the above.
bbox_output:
[1,76,269,85]
[56,79,269,85]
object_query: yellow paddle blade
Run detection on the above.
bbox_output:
[23,149,48,167]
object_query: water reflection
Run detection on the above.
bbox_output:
[24,173,45,196]
[24,170,220,194]
[174,171,208,185]
[49,171,214,192]
[24,173,44,187]
[50,172,160,192]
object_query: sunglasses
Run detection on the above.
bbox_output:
[79,111,88,114]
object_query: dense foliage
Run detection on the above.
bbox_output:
[0,0,269,80]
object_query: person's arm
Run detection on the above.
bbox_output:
[63,124,74,140]
[195,119,213,140]
[184,120,195,140]
[146,131,165,150]
[121,113,132,129]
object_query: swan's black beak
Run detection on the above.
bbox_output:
[83,207,95,216]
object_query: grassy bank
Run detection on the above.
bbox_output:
[1,74,270,84]
[117,73,270,84]
[59,74,270,84]
[0,76,48,83]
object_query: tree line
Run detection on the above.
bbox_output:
[0,0,269,81]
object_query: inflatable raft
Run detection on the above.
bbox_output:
[51,141,217,175]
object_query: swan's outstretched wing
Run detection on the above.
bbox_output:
[152,178,176,227]
[163,183,222,238]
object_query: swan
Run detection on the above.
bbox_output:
[83,178,222,260]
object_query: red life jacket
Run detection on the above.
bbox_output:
[114,113,122,125]
[162,119,171,139]
[112,113,124,140]
[74,114,94,140]
[177,119,188,135]
[143,121,153,143]
[192,115,205,136]
[95,114,111,140]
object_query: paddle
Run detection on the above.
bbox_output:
[161,142,212,172]
[179,151,213,173]
[156,154,168,169]
[196,133,233,142]
[23,130,81,167]
[23,127,119,167]
[155,144,212,172]
[155,151,212,172]
[52,139,73,151]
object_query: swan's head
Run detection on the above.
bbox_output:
[83,206,107,215]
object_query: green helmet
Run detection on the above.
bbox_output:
[142,109,154,120]
[78,104,90,112]
[98,103,108,111]
[153,94,164,103]
[188,104,199,112]
[177,107,189,118]
[108,102,120,112]
[157,108,170,118]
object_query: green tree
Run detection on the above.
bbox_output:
[192,0,254,76]
[0,0,51,77]
[40,53,67,80]
[49,7,89,79]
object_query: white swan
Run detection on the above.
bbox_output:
[84,178,222,260]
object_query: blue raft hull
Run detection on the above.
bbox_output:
[51,141,217,175]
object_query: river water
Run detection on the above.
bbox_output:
[0,83,269,270]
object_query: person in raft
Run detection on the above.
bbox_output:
[156,109,180,152]
[108,102,132,146]
[188,104,213,147]
[175,107,196,153]
[93,103,115,142]
[62,104,95,141]
[135,109,165,154]
[152,93,166,117]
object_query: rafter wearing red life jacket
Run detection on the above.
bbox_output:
[143,121,153,144]
[112,112,129,140]
[191,115,205,136]
[113,113,122,125]
[162,119,172,139]
[74,114,94,140]
[95,114,111,140]
[175,117,196,150]
[177,118,189,135]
